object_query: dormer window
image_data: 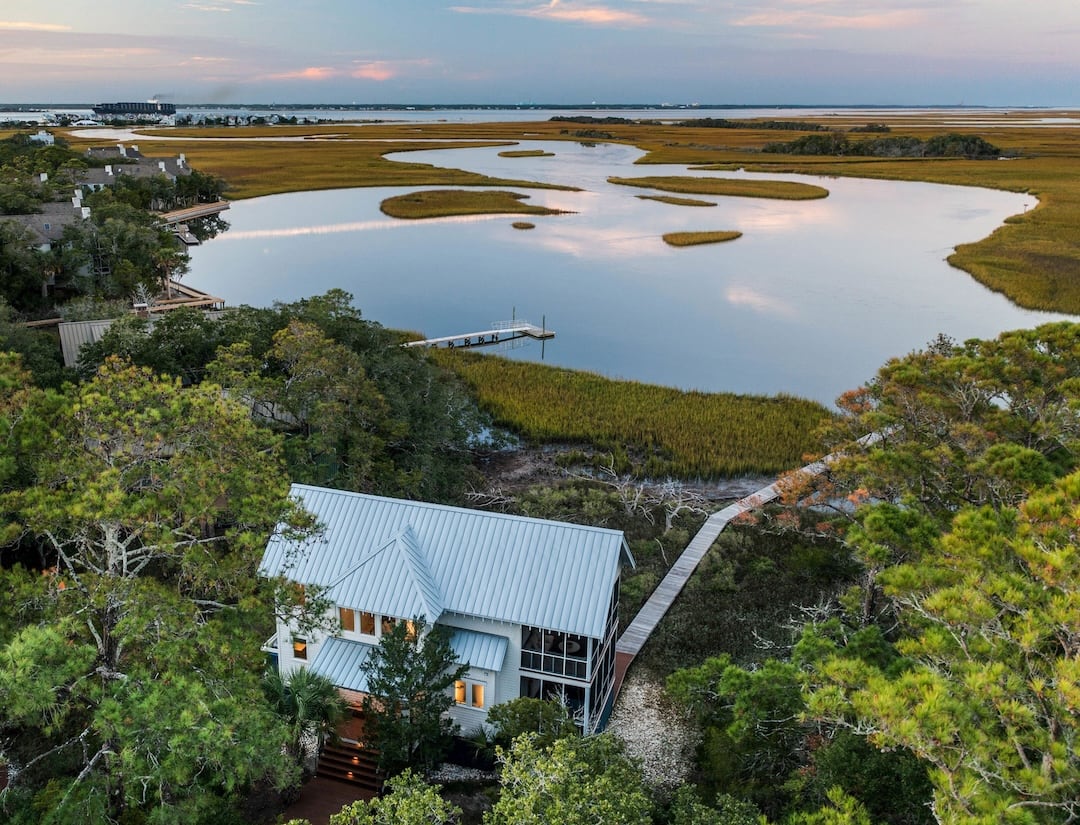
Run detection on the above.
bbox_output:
[339,607,355,632]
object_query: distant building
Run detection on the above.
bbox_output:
[92,101,176,118]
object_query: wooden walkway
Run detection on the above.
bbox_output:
[157,200,230,225]
[612,455,829,696]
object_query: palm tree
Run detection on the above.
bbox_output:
[262,667,349,773]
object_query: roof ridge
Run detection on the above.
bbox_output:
[396,525,444,622]
[291,483,626,536]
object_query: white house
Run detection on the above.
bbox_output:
[260,484,634,734]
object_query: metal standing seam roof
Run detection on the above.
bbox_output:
[449,628,509,672]
[326,526,444,624]
[261,484,634,639]
[307,628,508,695]
[309,637,375,693]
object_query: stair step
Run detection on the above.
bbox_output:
[317,741,383,790]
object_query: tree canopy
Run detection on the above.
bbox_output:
[485,733,653,825]
[0,356,314,823]
[79,291,486,502]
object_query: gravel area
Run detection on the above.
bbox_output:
[606,669,699,791]
[427,763,497,784]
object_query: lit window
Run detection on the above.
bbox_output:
[454,680,466,704]
[361,612,375,635]
[471,683,485,708]
[292,638,308,660]
[293,583,306,605]
[381,615,397,635]
[405,620,417,641]
[339,607,355,632]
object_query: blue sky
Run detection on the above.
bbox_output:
[2,1,1078,105]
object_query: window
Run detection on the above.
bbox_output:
[454,678,486,709]
[404,619,417,641]
[339,607,355,632]
[292,637,308,660]
[360,612,376,635]
[381,615,397,635]
[521,624,590,679]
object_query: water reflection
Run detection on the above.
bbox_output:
[187,141,1073,405]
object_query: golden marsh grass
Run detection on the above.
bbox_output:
[663,231,742,246]
[435,351,830,477]
[380,189,572,219]
[498,149,555,158]
[609,175,829,200]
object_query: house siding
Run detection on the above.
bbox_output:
[438,612,518,731]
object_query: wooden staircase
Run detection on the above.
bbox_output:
[316,740,383,792]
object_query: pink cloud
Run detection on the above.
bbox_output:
[351,62,396,81]
[267,66,340,81]
[0,21,72,32]
[733,8,926,30]
[451,2,649,26]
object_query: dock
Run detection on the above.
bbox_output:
[403,321,554,350]
[157,200,231,226]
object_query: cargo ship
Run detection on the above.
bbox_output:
[92,101,177,116]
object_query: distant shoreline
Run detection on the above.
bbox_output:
[0,102,1068,112]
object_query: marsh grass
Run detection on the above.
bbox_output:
[636,195,716,207]
[62,130,579,200]
[498,149,554,158]
[380,189,572,219]
[609,175,829,200]
[511,221,535,229]
[69,112,1080,313]
[663,231,742,246]
[435,351,831,477]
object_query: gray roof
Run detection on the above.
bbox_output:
[310,637,374,693]
[307,627,508,694]
[449,628,508,672]
[262,484,634,639]
[58,319,116,368]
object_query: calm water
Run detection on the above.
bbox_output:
[186,140,1072,405]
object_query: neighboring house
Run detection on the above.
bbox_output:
[16,201,88,252]
[56,304,227,367]
[260,483,635,735]
[79,145,191,190]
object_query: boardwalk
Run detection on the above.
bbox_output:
[613,455,829,696]
[157,200,231,225]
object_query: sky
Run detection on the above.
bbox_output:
[1,1,1078,106]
